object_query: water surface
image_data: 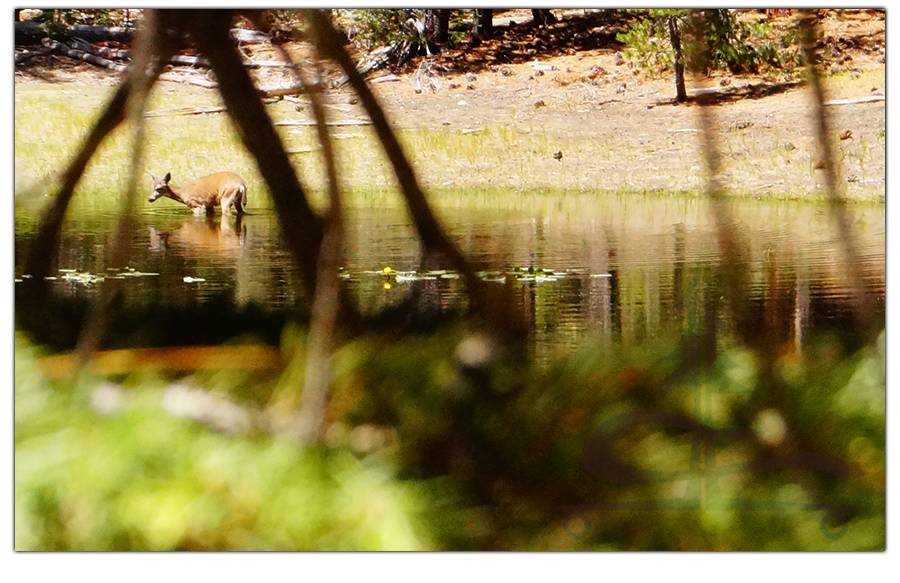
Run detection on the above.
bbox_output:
[15,193,885,359]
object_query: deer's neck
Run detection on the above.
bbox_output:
[166,185,188,204]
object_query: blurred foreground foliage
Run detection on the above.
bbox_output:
[15,323,884,551]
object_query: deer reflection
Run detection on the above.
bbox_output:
[149,213,246,256]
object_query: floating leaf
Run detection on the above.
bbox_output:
[394,271,437,283]
[61,271,106,287]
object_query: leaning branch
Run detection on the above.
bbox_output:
[684,12,754,348]
[74,10,172,364]
[22,80,130,307]
[798,10,879,339]
[188,11,325,301]
[305,9,525,336]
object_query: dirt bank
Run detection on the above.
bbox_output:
[15,9,886,200]
[364,9,885,200]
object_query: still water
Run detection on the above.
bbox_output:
[15,193,885,359]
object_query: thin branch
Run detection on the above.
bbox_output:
[74,10,171,364]
[296,54,346,443]
[247,10,348,442]
[22,78,131,309]
[187,10,323,301]
[274,119,371,127]
[188,10,362,335]
[22,11,187,312]
[684,12,754,345]
[305,9,525,337]
[797,10,879,338]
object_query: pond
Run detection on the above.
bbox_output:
[14,192,885,360]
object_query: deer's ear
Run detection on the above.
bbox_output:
[164,172,171,183]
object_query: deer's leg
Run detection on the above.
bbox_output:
[220,192,236,215]
[231,191,245,215]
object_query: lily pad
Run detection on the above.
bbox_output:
[61,271,106,287]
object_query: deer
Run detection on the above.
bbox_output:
[148,171,248,216]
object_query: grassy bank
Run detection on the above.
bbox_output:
[14,77,886,210]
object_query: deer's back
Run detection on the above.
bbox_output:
[182,172,248,198]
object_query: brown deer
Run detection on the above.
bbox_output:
[149,171,248,215]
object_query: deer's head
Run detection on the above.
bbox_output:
[148,172,172,203]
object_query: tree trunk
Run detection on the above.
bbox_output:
[531,9,557,27]
[474,9,493,40]
[668,15,687,102]
[425,9,450,47]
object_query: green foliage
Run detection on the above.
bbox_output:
[14,337,434,551]
[335,9,414,50]
[616,11,677,77]
[15,324,885,550]
[33,8,117,27]
[618,9,796,77]
[262,9,304,29]
[29,9,117,39]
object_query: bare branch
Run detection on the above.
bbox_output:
[246,11,349,442]
[684,12,754,345]
[187,10,324,301]
[798,10,879,338]
[73,10,173,364]
[304,9,525,337]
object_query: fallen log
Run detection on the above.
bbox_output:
[824,95,885,106]
[157,71,218,88]
[274,119,372,127]
[15,47,51,65]
[258,83,307,98]
[144,106,229,118]
[15,20,48,45]
[169,54,210,67]
[244,60,298,69]
[16,22,266,50]
[230,28,272,44]
[41,39,128,72]
[67,24,136,43]
[94,46,131,60]
[16,22,138,45]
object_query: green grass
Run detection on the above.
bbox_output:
[15,84,258,211]
[15,75,885,221]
